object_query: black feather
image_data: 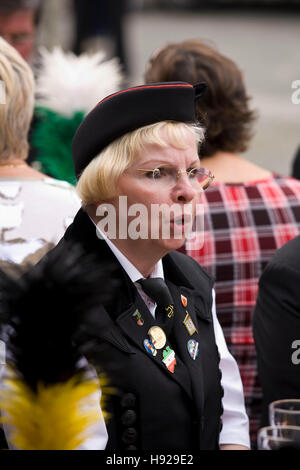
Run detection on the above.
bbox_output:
[0,241,119,391]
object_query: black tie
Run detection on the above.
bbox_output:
[137,277,174,322]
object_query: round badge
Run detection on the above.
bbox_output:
[143,339,157,356]
[148,326,167,350]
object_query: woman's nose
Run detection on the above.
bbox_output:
[172,175,199,203]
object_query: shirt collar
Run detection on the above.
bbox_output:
[92,219,164,282]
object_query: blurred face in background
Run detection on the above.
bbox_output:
[0,9,35,62]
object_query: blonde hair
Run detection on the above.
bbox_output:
[0,37,35,162]
[76,121,204,205]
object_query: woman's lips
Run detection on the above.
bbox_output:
[168,214,194,236]
[171,214,193,225]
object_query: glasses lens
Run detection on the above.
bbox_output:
[194,169,214,190]
[151,168,174,186]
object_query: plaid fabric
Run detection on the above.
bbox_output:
[183,174,300,446]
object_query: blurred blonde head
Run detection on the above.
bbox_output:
[76,121,204,206]
[0,36,34,162]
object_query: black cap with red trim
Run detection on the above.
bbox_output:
[72,81,206,179]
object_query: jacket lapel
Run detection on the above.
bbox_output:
[163,255,213,418]
[115,292,193,400]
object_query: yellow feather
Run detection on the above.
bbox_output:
[0,370,110,450]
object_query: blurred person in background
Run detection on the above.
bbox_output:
[72,0,128,74]
[0,0,44,168]
[253,234,300,428]
[30,46,123,185]
[0,37,80,276]
[145,39,300,446]
[291,145,300,180]
[0,0,41,64]
[0,1,124,182]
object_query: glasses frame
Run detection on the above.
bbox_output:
[136,166,215,191]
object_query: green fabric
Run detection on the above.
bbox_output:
[32,107,85,185]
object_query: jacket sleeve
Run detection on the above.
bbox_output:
[253,261,300,427]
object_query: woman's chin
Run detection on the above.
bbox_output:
[157,236,187,253]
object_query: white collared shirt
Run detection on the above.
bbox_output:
[97,224,165,317]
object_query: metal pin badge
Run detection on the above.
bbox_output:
[183,312,198,336]
[144,338,157,356]
[132,309,144,326]
[187,339,199,361]
[165,304,174,318]
[181,294,187,308]
[148,326,166,350]
[162,346,176,373]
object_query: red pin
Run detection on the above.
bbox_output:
[181,295,187,308]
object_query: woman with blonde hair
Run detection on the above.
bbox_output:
[145,39,300,445]
[0,37,80,274]
[9,81,251,450]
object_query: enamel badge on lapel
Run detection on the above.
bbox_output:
[144,339,157,356]
[183,312,198,336]
[132,309,144,326]
[148,326,166,350]
[187,339,199,360]
[181,294,188,308]
[162,346,176,373]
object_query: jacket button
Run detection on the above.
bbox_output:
[121,409,137,426]
[122,427,137,445]
[121,393,136,408]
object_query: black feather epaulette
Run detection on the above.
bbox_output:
[0,241,119,391]
[0,242,120,449]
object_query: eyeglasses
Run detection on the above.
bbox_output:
[136,167,214,190]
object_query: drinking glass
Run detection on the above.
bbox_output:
[257,425,300,450]
[269,399,300,427]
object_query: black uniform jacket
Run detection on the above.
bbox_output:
[253,234,300,427]
[51,209,223,450]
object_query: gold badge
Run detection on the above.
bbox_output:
[148,326,167,350]
[183,312,198,336]
[165,304,174,318]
